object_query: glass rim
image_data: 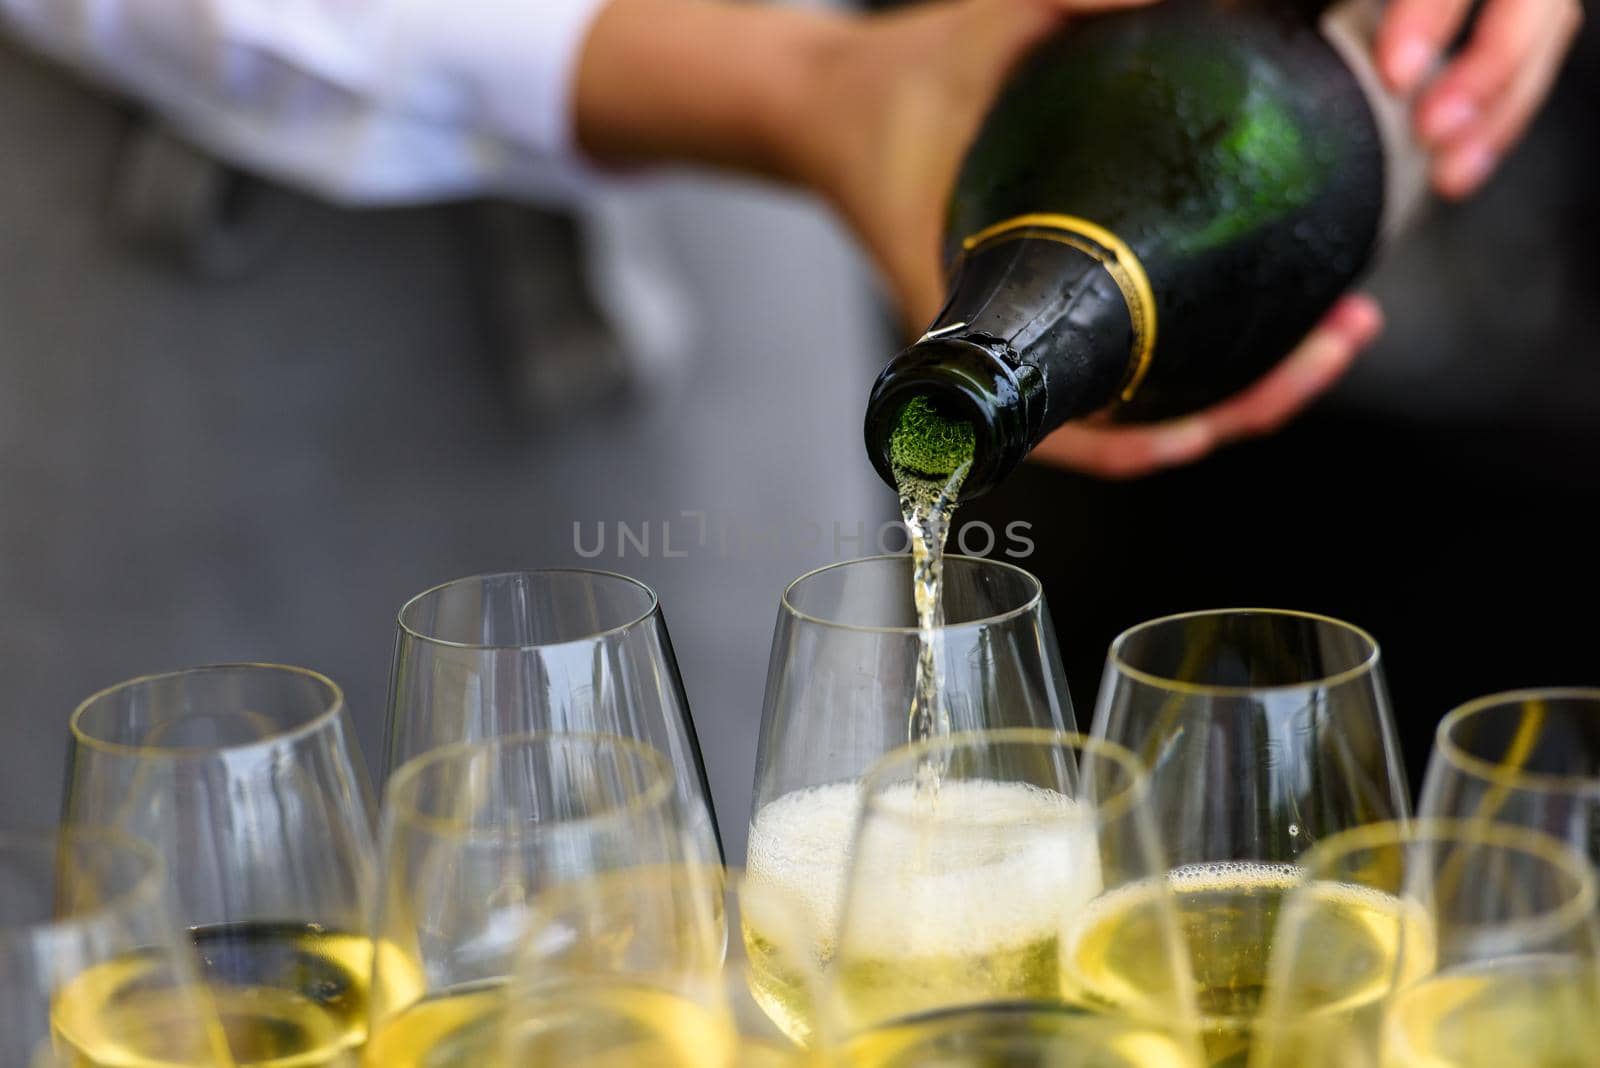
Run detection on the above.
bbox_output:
[395,569,662,651]
[382,730,677,840]
[1106,607,1382,698]
[0,829,167,937]
[780,554,1043,636]
[857,728,1150,828]
[1298,817,1599,937]
[1434,688,1600,795]
[69,662,346,758]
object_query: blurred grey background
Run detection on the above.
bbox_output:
[0,36,889,861]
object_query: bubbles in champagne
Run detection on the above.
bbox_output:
[1065,861,1302,1047]
[747,783,860,942]
[844,780,1099,961]
[748,781,1098,960]
[1065,863,1435,1066]
[749,779,1099,1036]
[745,781,863,1044]
[891,396,976,749]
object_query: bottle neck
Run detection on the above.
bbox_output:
[865,230,1145,498]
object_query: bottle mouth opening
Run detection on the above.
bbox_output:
[868,381,996,500]
[864,338,1030,501]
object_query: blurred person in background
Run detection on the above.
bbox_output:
[0,0,1584,832]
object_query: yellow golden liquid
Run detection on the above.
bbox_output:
[1064,865,1430,1066]
[748,780,1098,1042]
[746,782,859,1047]
[367,980,787,1068]
[1384,956,1600,1068]
[362,982,502,1068]
[500,982,754,1068]
[742,923,821,1049]
[839,1003,1199,1068]
[835,934,1063,1037]
[896,458,968,746]
[53,923,386,1068]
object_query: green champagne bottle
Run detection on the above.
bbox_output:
[864,0,1424,498]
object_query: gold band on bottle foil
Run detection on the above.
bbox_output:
[962,214,1158,402]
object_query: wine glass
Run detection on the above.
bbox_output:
[831,1005,1202,1068]
[503,866,818,1068]
[385,570,720,860]
[723,871,822,1066]
[63,664,379,1068]
[364,731,707,1067]
[1090,609,1409,1065]
[1253,819,1600,1068]
[1,830,232,1068]
[748,555,1074,1044]
[827,729,1201,1063]
[1420,689,1600,876]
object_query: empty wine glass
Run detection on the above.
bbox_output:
[828,729,1200,1062]
[747,556,1073,1044]
[1091,609,1409,1065]
[64,664,379,1068]
[1,830,231,1068]
[385,570,720,860]
[365,732,706,1067]
[1421,689,1600,879]
[1254,819,1600,1068]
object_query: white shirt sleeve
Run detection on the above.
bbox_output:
[0,0,612,204]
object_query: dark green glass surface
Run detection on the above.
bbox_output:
[866,0,1385,499]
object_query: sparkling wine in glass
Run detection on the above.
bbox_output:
[1089,609,1409,1065]
[364,732,708,1068]
[747,556,1075,1044]
[829,729,1201,1061]
[64,664,379,1068]
[504,865,818,1068]
[1255,819,1600,1068]
[3,830,233,1068]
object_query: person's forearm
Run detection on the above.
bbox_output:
[574,0,853,187]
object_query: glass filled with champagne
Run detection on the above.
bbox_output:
[504,866,817,1068]
[1254,819,1600,1068]
[826,728,1201,1060]
[3,830,231,1068]
[1421,689,1600,884]
[722,871,826,1067]
[1087,610,1409,1065]
[834,1003,1202,1068]
[364,731,709,1068]
[63,665,381,1068]
[748,556,1075,1045]
[385,569,721,862]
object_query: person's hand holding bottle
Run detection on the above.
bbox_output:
[577,0,1580,477]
